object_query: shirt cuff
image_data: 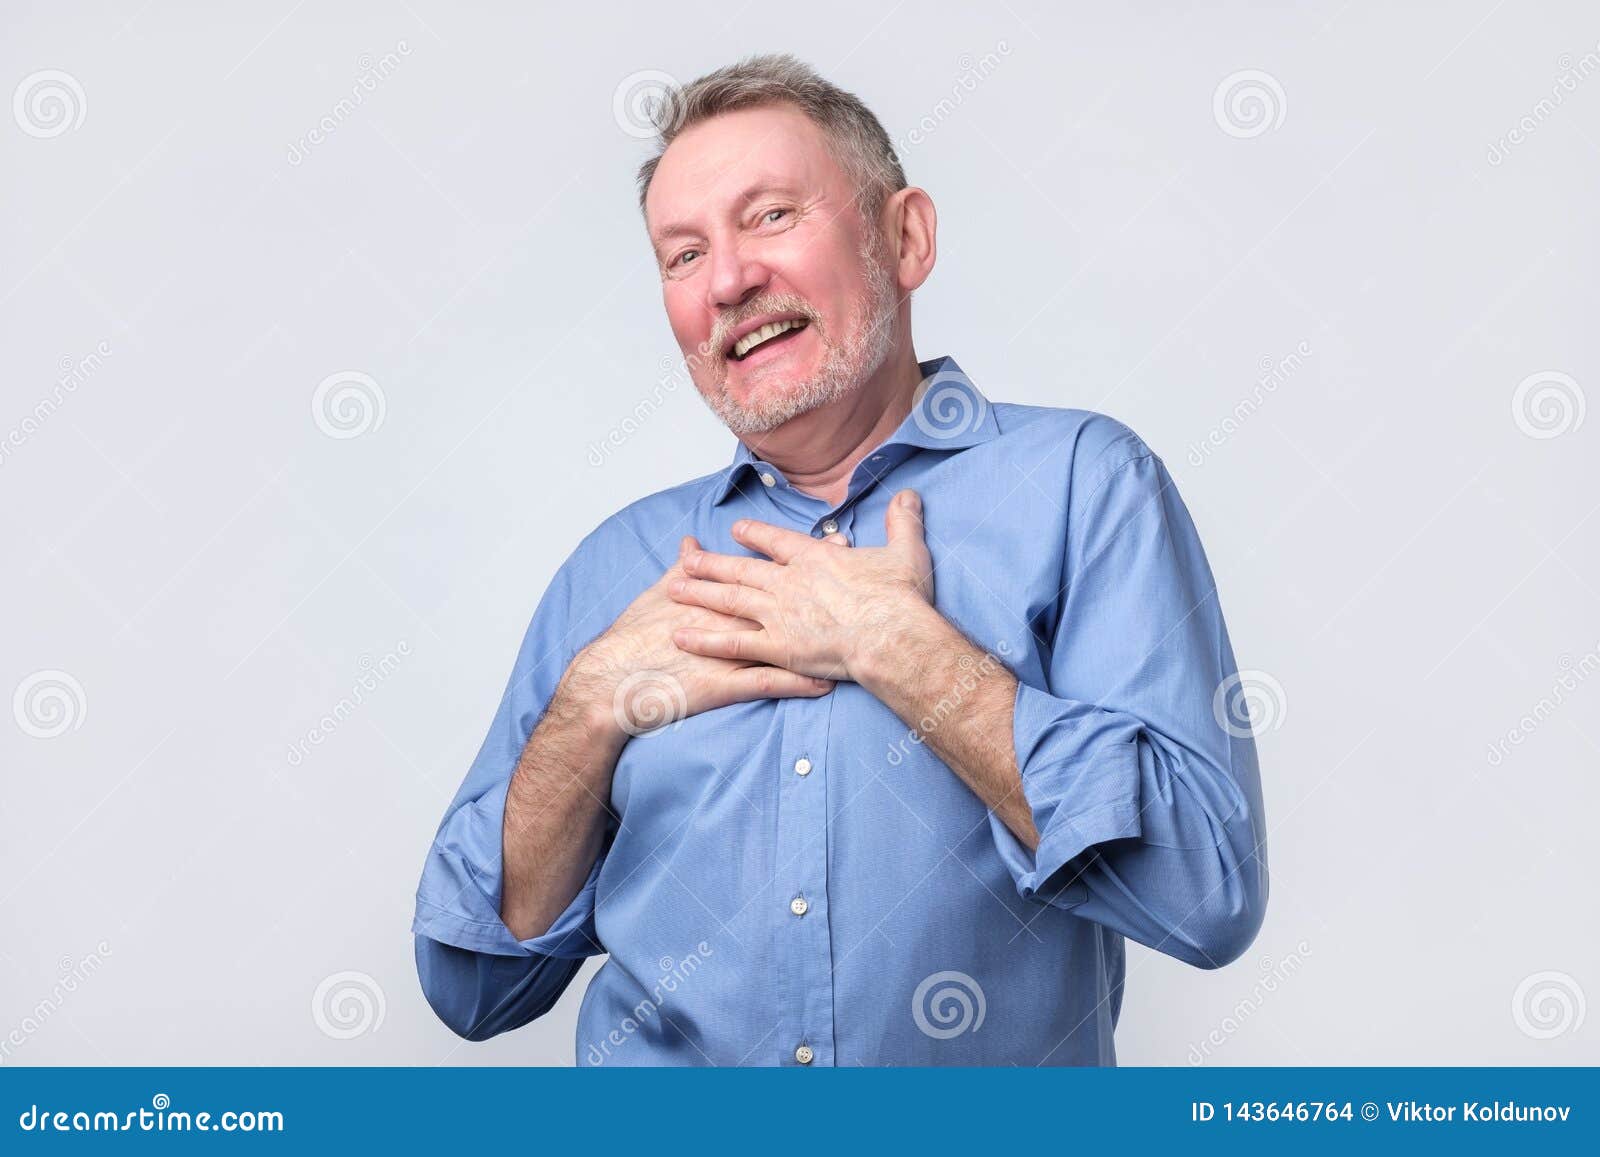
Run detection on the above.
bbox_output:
[411,779,604,959]
[990,681,1145,909]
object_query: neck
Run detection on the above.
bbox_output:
[740,345,922,508]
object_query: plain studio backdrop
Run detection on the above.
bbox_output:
[2,1,1595,1066]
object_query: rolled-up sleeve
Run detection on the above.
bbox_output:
[412,545,613,1040]
[989,434,1269,969]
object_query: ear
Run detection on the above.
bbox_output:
[883,187,937,293]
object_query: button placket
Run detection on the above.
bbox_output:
[771,688,836,1065]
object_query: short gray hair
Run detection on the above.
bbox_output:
[634,53,907,228]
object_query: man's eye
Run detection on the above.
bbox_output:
[763,208,789,224]
[671,250,699,269]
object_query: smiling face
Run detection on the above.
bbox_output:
[645,103,901,437]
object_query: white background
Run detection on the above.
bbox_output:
[2,0,1595,1065]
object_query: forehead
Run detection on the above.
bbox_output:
[645,104,847,237]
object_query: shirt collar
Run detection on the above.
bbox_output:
[710,354,998,505]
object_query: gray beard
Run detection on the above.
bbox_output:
[701,230,900,438]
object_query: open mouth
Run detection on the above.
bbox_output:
[729,317,811,362]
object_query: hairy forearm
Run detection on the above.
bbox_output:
[858,600,1039,849]
[499,658,628,941]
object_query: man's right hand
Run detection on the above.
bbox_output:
[562,535,835,741]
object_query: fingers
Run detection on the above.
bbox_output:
[822,532,849,546]
[672,626,775,665]
[722,665,834,701]
[669,576,773,621]
[681,548,781,591]
[729,518,815,564]
[697,609,763,632]
[884,489,925,551]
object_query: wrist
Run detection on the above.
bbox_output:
[854,593,954,698]
[551,651,630,757]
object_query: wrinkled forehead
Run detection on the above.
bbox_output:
[645,105,848,238]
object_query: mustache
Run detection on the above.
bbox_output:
[711,296,820,353]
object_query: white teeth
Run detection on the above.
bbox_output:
[733,318,806,359]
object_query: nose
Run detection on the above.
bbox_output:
[706,235,771,314]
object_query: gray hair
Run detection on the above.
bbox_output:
[634,53,907,229]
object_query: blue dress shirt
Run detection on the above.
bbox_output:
[412,354,1268,1065]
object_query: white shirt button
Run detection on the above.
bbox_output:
[794,757,812,777]
[790,895,809,916]
[821,518,839,534]
[795,1044,814,1065]
[759,471,776,487]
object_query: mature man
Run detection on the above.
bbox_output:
[412,54,1267,1066]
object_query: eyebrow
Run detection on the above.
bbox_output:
[650,181,803,249]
